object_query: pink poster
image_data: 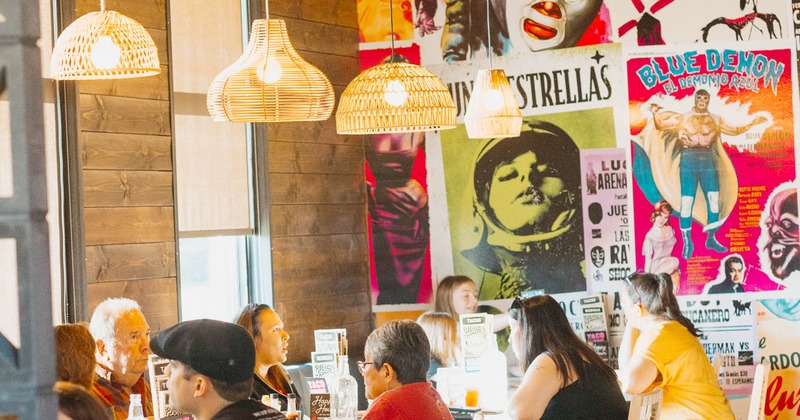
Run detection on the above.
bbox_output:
[581,148,633,292]
[627,42,797,295]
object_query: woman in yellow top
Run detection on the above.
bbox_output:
[619,272,734,419]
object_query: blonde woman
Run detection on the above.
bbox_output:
[416,312,459,385]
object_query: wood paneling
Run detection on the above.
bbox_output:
[84,207,174,245]
[83,170,174,207]
[300,51,360,87]
[270,0,370,366]
[270,204,366,236]
[272,262,370,300]
[77,0,167,30]
[79,94,171,135]
[81,132,172,171]
[268,142,364,174]
[86,242,177,283]
[268,0,357,28]
[87,277,178,332]
[270,234,368,270]
[269,173,365,204]
[266,116,362,146]
[75,0,177,332]
[284,17,358,58]
[78,65,170,100]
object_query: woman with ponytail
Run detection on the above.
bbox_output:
[619,272,734,419]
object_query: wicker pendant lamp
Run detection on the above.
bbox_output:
[206,4,334,123]
[463,0,522,139]
[335,1,455,134]
[50,0,160,80]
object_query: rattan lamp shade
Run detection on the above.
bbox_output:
[207,19,334,123]
[50,10,160,80]
[335,61,456,134]
[464,69,522,139]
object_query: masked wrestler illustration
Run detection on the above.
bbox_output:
[506,0,604,52]
[757,182,800,287]
[462,121,585,298]
[415,0,604,62]
[646,89,767,259]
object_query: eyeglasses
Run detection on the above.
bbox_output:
[357,361,374,375]
[625,271,642,304]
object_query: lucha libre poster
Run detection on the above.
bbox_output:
[412,0,612,66]
[606,0,791,47]
[439,109,616,300]
[432,43,627,300]
[677,295,759,397]
[581,148,634,293]
[627,41,798,296]
[757,299,800,420]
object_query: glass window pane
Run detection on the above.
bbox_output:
[178,236,247,321]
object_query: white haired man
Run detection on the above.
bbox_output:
[89,298,153,419]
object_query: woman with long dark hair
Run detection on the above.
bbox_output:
[620,272,734,419]
[235,303,299,411]
[506,295,627,420]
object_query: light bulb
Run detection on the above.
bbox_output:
[256,54,282,83]
[90,36,121,69]
[483,88,504,112]
[384,80,408,106]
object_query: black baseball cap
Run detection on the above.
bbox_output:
[150,319,255,383]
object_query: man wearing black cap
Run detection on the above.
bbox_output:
[150,319,287,420]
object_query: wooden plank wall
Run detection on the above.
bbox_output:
[264,1,373,363]
[77,0,179,331]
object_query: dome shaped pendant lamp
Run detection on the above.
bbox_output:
[463,0,522,139]
[207,2,334,123]
[50,0,160,80]
[335,0,456,134]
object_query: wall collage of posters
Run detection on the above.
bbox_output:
[357,0,800,417]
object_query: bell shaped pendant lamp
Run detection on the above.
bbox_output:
[464,68,522,138]
[50,0,160,80]
[335,0,455,134]
[463,0,522,139]
[207,14,334,122]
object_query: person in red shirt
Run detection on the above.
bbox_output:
[359,320,453,420]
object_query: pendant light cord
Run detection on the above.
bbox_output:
[486,0,492,69]
[100,0,106,11]
[265,0,269,18]
[389,0,396,62]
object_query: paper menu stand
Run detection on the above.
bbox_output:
[306,377,331,420]
[580,294,610,363]
[147,354,194,420]
[314,329,346,354]
[459,313,493,373]
[311,351,338,379]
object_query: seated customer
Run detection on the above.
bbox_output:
[89,298,152,419]
[507,295,627,420]
[235,303,299,411]
[416,312,459,385]
[55,323,98,390]
[620,272,734,419]
[54,381,112,420]
[150,318,285,420]
[360,320,453,420]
